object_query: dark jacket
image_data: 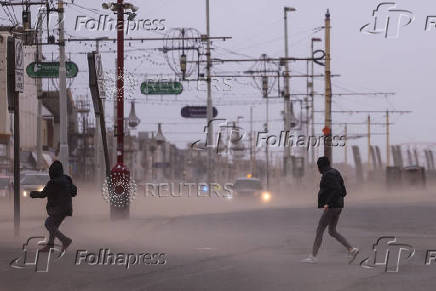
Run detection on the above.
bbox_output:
[30,163,77,216]
[318,167,347,208]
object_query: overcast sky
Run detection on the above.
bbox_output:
[1,0,435,164]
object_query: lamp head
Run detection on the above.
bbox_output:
[125,3,139,12]
[127,12,136,21]
[101,3,111,10]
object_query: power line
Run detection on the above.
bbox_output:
[314,110,411,114]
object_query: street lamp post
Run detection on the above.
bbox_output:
[283,6,296,177]
[102,1,138,219]
[206,0,214,191]
[310,37,321,165]
[323,10,333,161]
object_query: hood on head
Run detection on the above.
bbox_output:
[317,156,331,174]
[49,160,64,179]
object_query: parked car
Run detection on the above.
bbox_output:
[233,177,271,203]
[20,172,50,198]
[402,166,426,187]
[0,176,11,199]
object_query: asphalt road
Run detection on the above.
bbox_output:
[0,187,435,291]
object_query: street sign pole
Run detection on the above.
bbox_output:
[94,41,108,184]
[58,0,69,174]
[36,13,43,169]
[88,52,111,178]
[7,36,23,236]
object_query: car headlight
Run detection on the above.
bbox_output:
[22,190,27,197]
[261,191,271,203]
[37,186,44,191]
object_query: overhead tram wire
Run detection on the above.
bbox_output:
[10,1,19,24]
[65,1,102,14]
[1,4,17,25]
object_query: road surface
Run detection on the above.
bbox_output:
[0,185,435,291]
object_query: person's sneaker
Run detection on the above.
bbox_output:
[61,237,72,253]
[301,255,318,264]
[348,248,359,264]
[38,244,54,253]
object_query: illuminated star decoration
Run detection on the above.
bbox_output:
[103,71,139,102]
[102,173,137,208]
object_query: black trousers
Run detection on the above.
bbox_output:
[312,208,352,256]
[44,215,68,245]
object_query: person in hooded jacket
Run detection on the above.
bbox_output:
[30,160,76,252]
[302,157,359,264]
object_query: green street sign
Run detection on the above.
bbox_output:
[140,81,183,95]
[26,61,79,78]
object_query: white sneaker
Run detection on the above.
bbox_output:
[348,248,359,264]
[301,255,318,264]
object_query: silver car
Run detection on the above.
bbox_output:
[233,178,271,203]
[20,173,50,198]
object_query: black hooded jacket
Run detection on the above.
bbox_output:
[30,161,77,216]
[317,167,347,208]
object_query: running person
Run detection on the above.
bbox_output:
[302,157,359,264]
[30,161,77,252]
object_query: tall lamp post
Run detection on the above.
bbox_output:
[323,10,333,162]
[283,6,296,177]
[310,37,321,165]
[102,1,138,219]
[206,0,214,190]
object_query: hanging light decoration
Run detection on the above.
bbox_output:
[163,28,203,79]
[249,53,278,98]
[128,101,140,128]
[155,123,165,145]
